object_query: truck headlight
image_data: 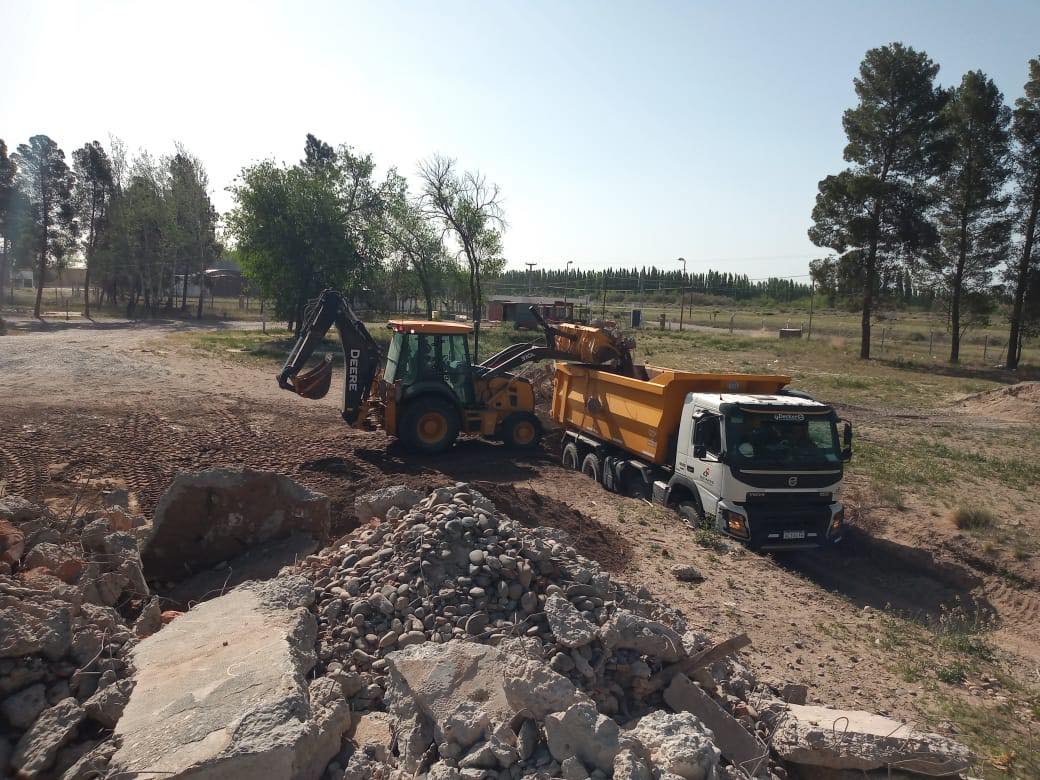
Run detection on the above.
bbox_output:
[721,508,749,539]
[829,507,844,535]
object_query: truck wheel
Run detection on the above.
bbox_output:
[580,452,601,483]
[400,397,460,454]
[561,442,580,469]
[501,412,542,449]
[677,500,705,529]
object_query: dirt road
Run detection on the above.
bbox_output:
[1,316,1037,767]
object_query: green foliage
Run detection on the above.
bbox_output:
[12,135,78,317]
[71,141,114,316]
[228,135,397,331]
[809,43,947,359]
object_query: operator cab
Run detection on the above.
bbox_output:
[384,321,476,405]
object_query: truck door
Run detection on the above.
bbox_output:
[691,412,723,519]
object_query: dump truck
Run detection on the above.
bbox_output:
[552,363,852,550]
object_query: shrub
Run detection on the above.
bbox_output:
[952,507,995,531]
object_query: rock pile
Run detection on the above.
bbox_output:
[0,495,155,779]
[296,484,790,779]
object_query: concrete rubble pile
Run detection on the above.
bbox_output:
[0,494,158,780]
[294,483,972,780]
[0,475,974,780]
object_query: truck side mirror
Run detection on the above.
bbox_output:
[843,420,853,447]
[693,444,707,459]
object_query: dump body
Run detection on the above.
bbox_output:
[551,363,792,465]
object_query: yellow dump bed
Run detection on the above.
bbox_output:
[551,363,791,465]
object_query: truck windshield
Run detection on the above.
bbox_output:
[725,410,840,469]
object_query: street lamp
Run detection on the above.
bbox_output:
[677,257,686,332]
[563,260,573,309]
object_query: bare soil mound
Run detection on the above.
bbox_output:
[956,381,1040,421]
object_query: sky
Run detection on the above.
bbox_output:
[3,1,1039,279]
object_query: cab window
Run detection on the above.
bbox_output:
[694,415,722,457]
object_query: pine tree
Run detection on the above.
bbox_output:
[932,71,1012,363]
[809,44,947,358]
[1007,57,1040,369]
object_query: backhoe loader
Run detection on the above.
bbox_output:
[277,289,635,454]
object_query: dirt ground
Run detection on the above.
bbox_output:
[1,315,1037,774]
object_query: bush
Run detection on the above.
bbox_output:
[952,507,995,531]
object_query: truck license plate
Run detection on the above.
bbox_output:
[782,530,806,540]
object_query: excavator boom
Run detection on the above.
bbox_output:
[277,290,382,425]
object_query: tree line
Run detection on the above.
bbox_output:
[497,267,816,303]
[0,135,220,319]
[810,45,1040,368]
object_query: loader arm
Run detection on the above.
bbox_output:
[277,289,383,425]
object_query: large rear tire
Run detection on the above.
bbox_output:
[400,397,460,454]
[561,442,580,469]
[580,452,601,483]
[501,412,542,449]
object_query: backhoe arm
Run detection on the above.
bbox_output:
[277,289,382,425]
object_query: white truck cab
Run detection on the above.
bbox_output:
[672,392,851,550]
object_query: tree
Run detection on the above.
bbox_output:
[1007,56,1040,369]
[13,136,77,318]
[72,141,114,317]
[809,44,947,358]
[303,133,335,171]
[0,140,17,306]
[384,193,451,319]
[418,155,505,360]
[166,146,219,317]
[930,71,1011,363]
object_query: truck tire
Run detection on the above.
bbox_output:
[561,442,580,469]
[400,397,460,454]
[501,412,542,449]
[677,500,705,529]
[580,452,601,483]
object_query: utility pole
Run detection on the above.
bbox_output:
[564,260,573,307]
[677,257,686,332]
[807,280,815,341]
[525,262,537,295]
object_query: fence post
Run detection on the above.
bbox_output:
[983,335,988,362]
[729,313,735,334]
[881,327,886,352]
[929,330,933,357]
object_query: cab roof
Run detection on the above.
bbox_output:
[387,320,473,334]
[689,392,831,410]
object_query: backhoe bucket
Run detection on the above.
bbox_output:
[291,354,334,399]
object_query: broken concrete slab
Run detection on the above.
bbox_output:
[663,673,767,773]
[544,593,597,648]
[107,576,351,780]
[384,638,589,755]
[141,468,330,581]
[354,485,423,521]
[773,703,971,775]
[544,700,626,774]
[599,609,686,662]
[627,710,720,780]
[11,697,86,779]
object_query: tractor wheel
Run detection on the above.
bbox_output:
[501,412,542,449]
[561,442,581,469]
[400,397,459,454]
[580,452,602,483]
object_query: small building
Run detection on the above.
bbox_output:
[487,295,575,329]
[10,269,34,289]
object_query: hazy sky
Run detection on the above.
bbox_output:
[3,1,1039,277]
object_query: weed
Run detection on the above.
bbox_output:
[936,661,967,684]
[953,506,996,532]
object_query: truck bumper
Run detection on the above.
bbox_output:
[720,500,843,550]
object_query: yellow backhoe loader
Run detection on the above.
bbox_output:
[277,289,634,454]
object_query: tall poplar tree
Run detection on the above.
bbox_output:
[72,141,114,317]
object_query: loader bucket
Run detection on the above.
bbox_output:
[291,354,334,399]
